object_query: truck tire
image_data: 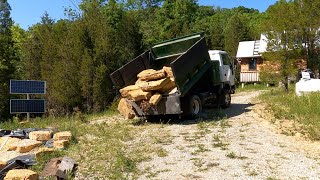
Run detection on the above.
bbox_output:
[221,90,231,108]
[183,95,202,118]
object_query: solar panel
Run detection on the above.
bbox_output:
[10,99,46,114]
[10,80,46,94]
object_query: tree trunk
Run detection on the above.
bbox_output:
[283,76,289,93]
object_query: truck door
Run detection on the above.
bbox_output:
[220,53,235,85]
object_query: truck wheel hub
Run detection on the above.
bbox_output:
[225,94,231,104]
[192,100,200,114]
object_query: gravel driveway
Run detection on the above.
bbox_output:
[137,91,320,180]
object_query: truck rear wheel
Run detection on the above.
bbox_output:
[183,95,202,118]
[221,90,231,108]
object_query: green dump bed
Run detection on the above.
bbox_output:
[110,33,213,97]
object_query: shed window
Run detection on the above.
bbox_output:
[249,58,257,71]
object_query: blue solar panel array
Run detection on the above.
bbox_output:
[10,80,46,94]
[10,99,45,114]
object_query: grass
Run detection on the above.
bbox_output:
[212,134,229,150]
[225,151,248,160]
[0,109,171,179]
[236,83,270,93]
[259,88,320,140]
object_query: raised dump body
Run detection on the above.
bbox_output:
[110,33,225,117]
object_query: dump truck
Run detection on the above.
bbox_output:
[110,33,235,118]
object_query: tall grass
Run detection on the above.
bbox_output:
[260,89,320,140]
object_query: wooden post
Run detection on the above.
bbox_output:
[242,83,244,88]
[27,93,30,121]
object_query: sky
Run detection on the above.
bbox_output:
[9,0,277,30]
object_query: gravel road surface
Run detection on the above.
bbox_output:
[137,91,320,180]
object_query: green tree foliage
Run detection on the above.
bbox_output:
[0,0,17,120]
[224,13,251,58]
[4,0,267,118]
[262,0,300,92]
[294,0,320,72]
[21,0,142,115]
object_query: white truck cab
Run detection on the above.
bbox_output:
[208,50,235,88]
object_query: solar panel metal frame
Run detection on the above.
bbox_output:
[10,80,46,94]
[10,99,46,114]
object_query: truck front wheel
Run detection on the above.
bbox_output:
[183,95,202,118]
[221,90,231,108]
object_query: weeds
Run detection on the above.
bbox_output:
[191,144,210,155]
[212,134,229,150]
[225,151,248,160]
[259,89,320,140]
[236,83,269,93]
[226,151,236,158]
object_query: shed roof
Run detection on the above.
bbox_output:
[236,34,268,58]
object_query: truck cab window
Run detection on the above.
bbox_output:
[249,58,257,71]
[221,54,230,65]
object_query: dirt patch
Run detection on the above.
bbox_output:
[136,91,320,179]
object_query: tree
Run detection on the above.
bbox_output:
[262,0,300,92]
[224,13,251,58]
[294,0,320,73]
[0,0,16,120]
[156,0,198,39]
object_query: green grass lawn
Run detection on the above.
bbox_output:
[259,88,320,140]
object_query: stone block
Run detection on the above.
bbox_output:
[139,69,166,81]
[4,169,38,180]
[53,131,72,141]
[127,89,152,101]
[9,139,42,153]
[117,98,135,119]
[0,160,6,170]
[163,66,174,78]
[0,137,21,152]
[139,77,170,91]
[29,131,52,141]
[119,85,140,98]
[54,140,69,149]
[158,78,176,93]
[137,69,157,78]
[149,93,162,106]
[35,147,55,160]
[0,151,22,163]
